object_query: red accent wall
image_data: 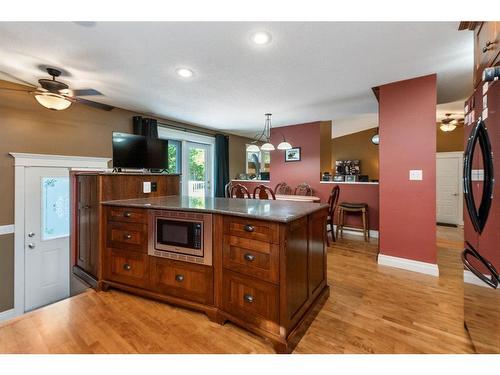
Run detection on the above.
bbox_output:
[235,121,380,230]
[378,74,437,264]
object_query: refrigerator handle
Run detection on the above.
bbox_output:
[462,242,499,289]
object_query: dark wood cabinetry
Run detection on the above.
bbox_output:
[76,175,99,278]
[70,173,180,286]
[99,201,329,353]
[463,22,500,87]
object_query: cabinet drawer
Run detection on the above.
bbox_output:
[223,216,279,244]
[222,270,279,333]
[105,249,149,288]
[150,257,213,305]
[222,235,279,284]
[106,221,147,252]
[107,207,147,224]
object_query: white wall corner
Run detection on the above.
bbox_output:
[377,254,439,277]
[0,308,15,323]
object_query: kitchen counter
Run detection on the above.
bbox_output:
[102,195,328,223]
[319,180,379,185]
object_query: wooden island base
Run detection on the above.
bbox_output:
[99,197,329,353]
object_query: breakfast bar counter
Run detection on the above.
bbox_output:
[102,195,327,222]
[99,195,329,353]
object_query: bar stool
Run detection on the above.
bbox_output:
[336,202,370,242]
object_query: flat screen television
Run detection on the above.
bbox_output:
[112,132,168,170]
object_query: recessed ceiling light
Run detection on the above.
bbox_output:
[252,31,272,45]
[176,68,194,78]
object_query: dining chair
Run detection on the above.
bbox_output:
[294,182,313,196]
[224,181,233,198]
[275,182,292,195]
[253,184,276,200]
[229,183,251,199]
[326,185,340,246]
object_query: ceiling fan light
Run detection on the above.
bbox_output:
[440,123,457,132]
[246,144,260,152]
[260,143,275,151]
[277,141,292,150]
[34,92,72,110]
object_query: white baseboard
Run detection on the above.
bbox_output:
[0,308,15,322]
[463,270,498,289]
[377,254,439,277]
[332,224,379,238]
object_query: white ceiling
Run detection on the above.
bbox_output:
[0,22,472,137]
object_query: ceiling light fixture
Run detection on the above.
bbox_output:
[33,92,72,111]
[440,113,460,132]
[252,31,272,45]
[176,68,194,78]
[246,113,292,152]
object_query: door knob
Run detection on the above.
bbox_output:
[244,253,255,262]
[244,294,254,303]
[28,232,35,238]
[28,243,36,249]
[175,274,184,282]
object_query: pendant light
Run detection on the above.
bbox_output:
[371,127,380,145]
[246,113,292,152]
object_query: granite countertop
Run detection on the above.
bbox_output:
[101,195,328,223]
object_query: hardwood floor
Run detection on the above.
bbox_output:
[0,231,475,354]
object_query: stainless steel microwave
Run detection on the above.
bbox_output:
[148,210,212,265]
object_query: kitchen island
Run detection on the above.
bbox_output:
[99,196,329,353]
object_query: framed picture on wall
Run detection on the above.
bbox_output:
[285,147,301,162]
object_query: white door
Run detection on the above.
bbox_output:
[184,142,213,197]
[25,167,70,311]
[436,154,463,225]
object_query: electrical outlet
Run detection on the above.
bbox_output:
[409,170,423,181]
[143,181,152,193]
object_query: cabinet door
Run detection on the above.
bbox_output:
[474,22,497,86]
[76,175,98,278]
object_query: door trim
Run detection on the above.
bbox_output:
[9,153,110,319]
[436,152,464,226]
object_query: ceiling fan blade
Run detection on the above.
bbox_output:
[0,87,31,93]
[74,97,114,111]
[71,88,103,96]
[0,71,37,88]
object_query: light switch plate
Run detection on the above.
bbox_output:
[409,170,423,181]
[143,181,152,193]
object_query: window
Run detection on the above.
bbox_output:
[41,177,70,240]
[166,140,182,174]
[158,126,215,197]
[246,147,270,176]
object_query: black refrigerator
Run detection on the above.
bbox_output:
[462,68,500,353]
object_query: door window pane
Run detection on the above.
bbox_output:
[41,177,70,240]
[188,145,207,197]
[166,140,181,174]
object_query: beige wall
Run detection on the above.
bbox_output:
[228,134,251,179]
[436,123,464,152]
[0,80,251,312]
[331,128,379,180]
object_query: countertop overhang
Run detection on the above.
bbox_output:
[102,195,328,223]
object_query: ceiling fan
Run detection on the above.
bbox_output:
[440,113,464,132]
[0,67,114,111]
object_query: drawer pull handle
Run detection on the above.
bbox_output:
[483,40,494,53]
[123,211,132,218]
[123,264,132,271]
[244,253,255,262]
[124,233,132,240]
[244,224,255,233]
[175,274,184,282]
[244,294,254,303]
